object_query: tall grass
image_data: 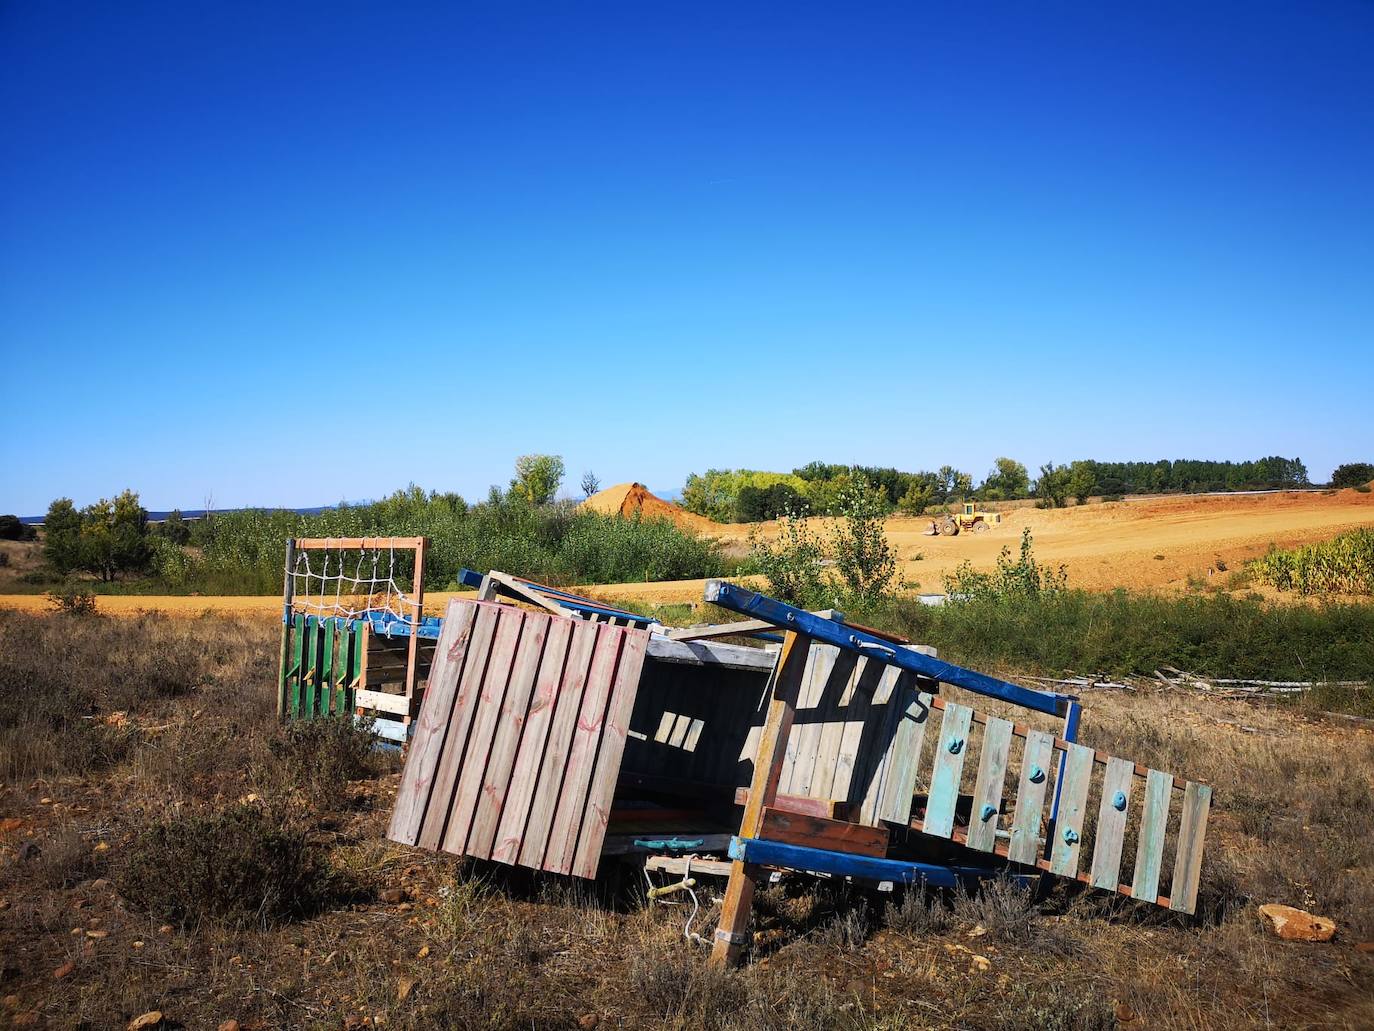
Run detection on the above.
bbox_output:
[1251,528,1374,595]
[860,590,1374,681]
[158,486,726,593]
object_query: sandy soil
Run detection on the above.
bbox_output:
[2,488,1370,616]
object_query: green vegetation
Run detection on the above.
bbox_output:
[943,528,1068,600]
[858,590,1374,683]
[1331,461,1374,488]
[744,482,899,608]
[683,454,1312,522]
[0,514,35,541]
[509,453,565,505]
[43,490,150,581]
[1251,528,1374,596]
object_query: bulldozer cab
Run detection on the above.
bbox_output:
[963,503,975,516]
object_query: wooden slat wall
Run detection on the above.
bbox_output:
[620,642,937,829]
[389,599,649,878]
[908,694,1212,914]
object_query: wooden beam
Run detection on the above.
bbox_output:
[646,635,779,672]
[710,629,811,968]
[732,787,856,822]
[294,536,426,550]
[758,808,889,857]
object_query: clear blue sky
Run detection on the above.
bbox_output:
[2,2,1371,515]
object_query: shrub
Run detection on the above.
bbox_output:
[829,481,898,605]
[271,716,381,806]
[943,528,1067,600]
[746,510,828,606]
[46,582,98,616]
[117,804,337,928]
[0,514,32,541]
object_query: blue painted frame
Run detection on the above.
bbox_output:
[729,837,1037,889]
[703,580,1073,718]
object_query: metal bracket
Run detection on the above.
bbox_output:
[713,928,749,946]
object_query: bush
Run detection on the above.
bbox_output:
[46,583,98,615]
[117,804,338,928]
[271,716,381,806]
[943,528,1067,600]
[0,514,33,541]
[829,481,898,604]
[746,510,828,606]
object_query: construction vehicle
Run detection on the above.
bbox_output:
[925,503,1003,536]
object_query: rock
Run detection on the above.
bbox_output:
[3,995,19,1010]
[218,1020,241,1031]
[0,899,10,911]
[396,976,416,1002]
[158,925,174,935]
[1258,904,1336,942]
[54,960,76,979]
[0,818,24,835]
[86,929,110,939]
[969,955,991,973]
[90,879,111,891]
[578,1013,600,1029]
[12,1011,39,1027]
[379,888,406,904]
[128,1012,164,1030]
[1114,1002,1138,1023]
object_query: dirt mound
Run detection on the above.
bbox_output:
[580,482,720,532]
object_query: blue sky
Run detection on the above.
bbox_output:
[2,2,1371,515]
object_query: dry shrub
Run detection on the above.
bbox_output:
[884,886,954,935]
[270,714,385,807]
[116,803,339,929]
[18,827,109,890]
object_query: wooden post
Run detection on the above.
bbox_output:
[477,573,498,601]
[403,538,428,728]
[709,630,812,967]
[277,538,297,719]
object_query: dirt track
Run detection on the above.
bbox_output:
[2,489,1370,616]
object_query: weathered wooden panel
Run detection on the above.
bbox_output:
[966,716,1013,853]
[923,703,973,838]
[1090,756,1135,890]
[388,601,648,878]
[1132,769,1174,902]
[758,808,889,857]
[1008,729,1054,865]
[1048,743,1095,878]
[1169,782,1212,914]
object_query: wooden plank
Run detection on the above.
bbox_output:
[1048,743,1095,878]
[645,635,779,672]
[545,624,628,874]
[966,716,1013,853]
[922,702,973,838]
[1169,782,1212,914]
[320,618,336,715]
[442,607,527,856]
[877,689,933,824]
[290,613,306,718]
[386,601,479,845]
[355,689,413,715]
[732,787,857,822]
[645,855,734,878]
[416,604,501,851]
[808,650,855,799]
[710,631,811,968]
[856,665,906,825]
[758,807,889,857]
[294,536,426,550]
[517,618,601,868]
[827,659,878,802]
[1090,756,1135,890]
[1132,769,1174,901]
[491,617,574,865]
[404,536,427,716]
[571,628,651,877]
[1008,728,1055,865]
[465,613,551,860]
[783,645,837,795]
[277,539,296,718]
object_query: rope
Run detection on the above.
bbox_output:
[284,542,420,626]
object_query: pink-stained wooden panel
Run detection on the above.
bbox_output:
[388,600,649,878]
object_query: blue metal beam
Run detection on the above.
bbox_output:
[728,837,1035,888]
[704,580,1071,718]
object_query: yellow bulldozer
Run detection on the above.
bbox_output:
[926,503,1002,536]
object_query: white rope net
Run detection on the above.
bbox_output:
[285,540,420,626]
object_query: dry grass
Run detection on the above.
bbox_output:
[1,609,1372,1028]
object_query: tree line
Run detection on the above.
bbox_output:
[681,455,1315,522]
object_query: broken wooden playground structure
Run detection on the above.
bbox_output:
[277,536,1212,966]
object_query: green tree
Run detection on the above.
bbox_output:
[1034,463,1073,508]
[151,509,192,545]
[43,498,82,574]
[0,515,33,541]
[980,457,1030,499]
[747,510,827,606]
[77,490,150,581]
[1067,460,1097,504]
[510,454,565,505]
[897,481,933,515]
[1331,463,1374,489]
[829,481,898,604]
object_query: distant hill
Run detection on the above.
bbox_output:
[18,502,374,525]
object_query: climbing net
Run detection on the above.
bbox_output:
[285,537,422,626]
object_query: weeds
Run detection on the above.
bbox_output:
[116,803,339,928]
[271,714,382,807]
[1251,528,1374,595]
[943,527,1067,600]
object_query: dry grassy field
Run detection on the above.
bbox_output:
[2,610,1372,1030]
